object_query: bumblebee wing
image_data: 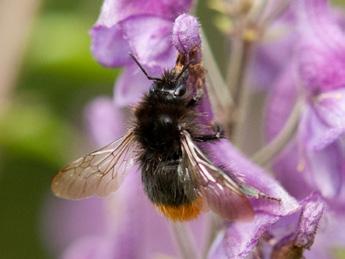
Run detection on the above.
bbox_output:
[52,130,138,200]
[181,130,254,221]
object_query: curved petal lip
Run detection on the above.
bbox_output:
[95,0,192,27]
[113,66,152,107]
[90,24,131,67]
[91,14,173,68]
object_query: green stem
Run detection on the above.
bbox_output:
[261,0,291,26]
[226,37,245,105]
[202,214,222,259]
[202,31,235,135]
[0,0,41,114]
[202,32,234,108]
[252,100,302,166]
[170,222,198,259]
[227,39,253,140]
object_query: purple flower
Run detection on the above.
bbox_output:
[208,193,324,259]
[265,0,345,203]
[91,0,192,67]
[91,0,192,106]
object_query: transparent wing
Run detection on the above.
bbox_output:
[51,130,138,200]
[181,130,256,221]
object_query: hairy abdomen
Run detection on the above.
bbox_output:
[140,156,202,221]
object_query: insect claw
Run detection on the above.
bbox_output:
[258,193,281,203]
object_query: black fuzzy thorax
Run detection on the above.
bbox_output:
[134,93,198,206]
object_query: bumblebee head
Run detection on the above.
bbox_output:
[130,53,189,100]
[150,68,189,99]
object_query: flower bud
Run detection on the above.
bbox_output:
[172,14,201,55]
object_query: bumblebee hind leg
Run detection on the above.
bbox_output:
[193,123,224,142]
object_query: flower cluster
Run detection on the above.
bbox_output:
[44,0,345,258]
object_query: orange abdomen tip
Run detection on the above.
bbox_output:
[155,197,204,221]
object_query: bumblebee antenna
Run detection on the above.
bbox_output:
[129,54,162,81]
[175,62,191,82]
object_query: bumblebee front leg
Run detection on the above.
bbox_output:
[193,124,224,142]
[187,88,204,107]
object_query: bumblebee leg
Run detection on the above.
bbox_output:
[187,96,199,107]
[187,88,204,107]
[193,124,224,142]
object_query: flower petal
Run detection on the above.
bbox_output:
[300,102,345,152]
[270,193,325,258]
[273,142,313,200]
[90,25,131,67]
[302,89,345,150]
[85,97,126,146]
[113,45,176,107]
[114,66,152,107]
[265,64,298,141]
[91,15,175,68]
[295,193,325,249]
[42,198,106,255]
[297,0,345,93]
[121,15,175,66]
[207,140,298,215]
[94,0,192,27]
[55,172,180,259]
[249,21,296,90]
[62,236,115,259]
[208,214,281,258]
[302,142,344,198]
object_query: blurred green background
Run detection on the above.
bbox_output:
[0,1,116,258]
[0,0,345,258]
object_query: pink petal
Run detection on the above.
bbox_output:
[264,64,298,141]
[42,198,106,255]
[95,0,192,27]
[62,236,115,259]
[84,97,126,146]
[301,142,345,198]
[208,213,281,258]
[114,66,152,107]
[206,140,298,216]
[302,89,345,150]
[91,15,175,68]
[122,15,174,66]
[297,0,345,92]
[90,25,131,67]
[295,193,325,249]
[300,101,345,151]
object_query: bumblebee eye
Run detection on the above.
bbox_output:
[174,84,186,96]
